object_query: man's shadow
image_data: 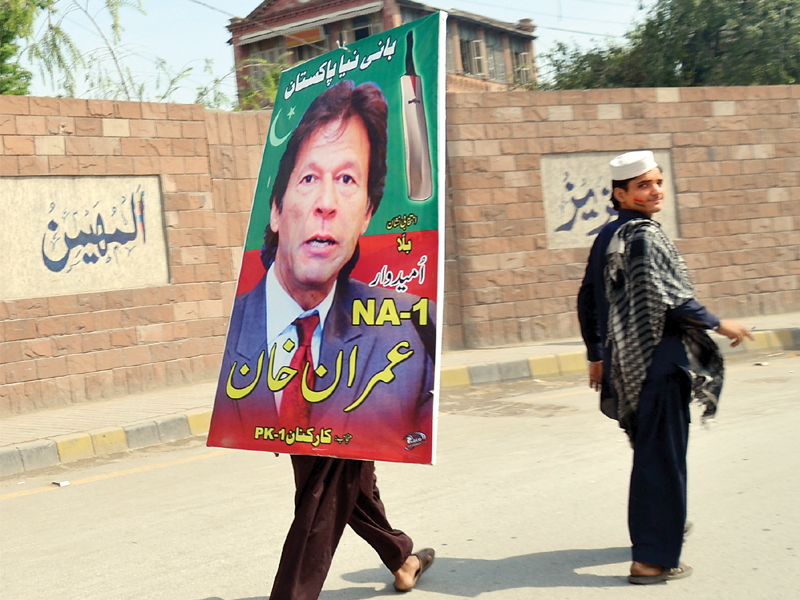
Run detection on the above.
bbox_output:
[196,546,630,600]
[324,546,630,599]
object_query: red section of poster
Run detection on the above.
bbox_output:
[349,230,438,299]
[237,230,438,299]
[237,251,266,296]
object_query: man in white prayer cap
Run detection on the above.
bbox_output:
[577,150,752,584]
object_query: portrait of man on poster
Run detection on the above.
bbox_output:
[208,80,436,464]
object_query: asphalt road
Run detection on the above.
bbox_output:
[2,355,798,600]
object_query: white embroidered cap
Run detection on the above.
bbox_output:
[609,150,658,180]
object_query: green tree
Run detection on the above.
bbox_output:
[1,0,234,106]
[28,0,145,98]
[194,58,235,110]
[234,55,289,110]
[1,0,145,97]
[2,0,285,110]
[1,0,50,95]
[542,0,800,88]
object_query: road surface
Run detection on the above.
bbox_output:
[2,354,798,599]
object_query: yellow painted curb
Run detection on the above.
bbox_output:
[743,331,771,352]
[557,351,588,375]
[53,433,95,463]
[764,331,782,350]
[774,329,796,350]
[186,409,212,435]
[440,366,471,388]
[90,427,128,456]
[528,355,560,378]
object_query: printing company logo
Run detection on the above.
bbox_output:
[404,431,427,450]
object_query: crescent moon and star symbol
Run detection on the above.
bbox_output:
[269,106,296,147]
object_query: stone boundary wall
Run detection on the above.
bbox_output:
[0,96,268,415]
[2,86,800,414]
[445,86,800,348]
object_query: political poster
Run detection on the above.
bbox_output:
[207,12,446,465]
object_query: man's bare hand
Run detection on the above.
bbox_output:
[589,361,603,391]
[716,320,755,347]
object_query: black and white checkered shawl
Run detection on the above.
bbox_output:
[604,219,724,435]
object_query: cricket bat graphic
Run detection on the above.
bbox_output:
[400,31,433,201]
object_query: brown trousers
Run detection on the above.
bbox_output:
[269,456,413,600]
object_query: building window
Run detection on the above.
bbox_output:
[339,14,381,45]
[509,37,532,84]
[294,42,326,62]
[247,39,287,82]
[458,23,483,76]
[484,30,506,82]
[400,7,423,24]
[249,43,284,66]
[285,25,330,63]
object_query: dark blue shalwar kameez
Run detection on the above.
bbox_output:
[578,209,719,569]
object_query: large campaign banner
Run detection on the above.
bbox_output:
[207,13,446,465]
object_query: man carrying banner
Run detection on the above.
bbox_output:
[210,80,435,598]
[577,150,752,584]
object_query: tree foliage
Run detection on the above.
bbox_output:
[542,0,800,89]
[234,55,289,110]
[1,0,50,94]
[2,0,291,109]
[1,0,241,108]
[28,0,148,99]
[0,0,145,97]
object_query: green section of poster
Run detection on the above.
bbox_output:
[245,13,441,252]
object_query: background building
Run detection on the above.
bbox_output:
[227,0,537,102]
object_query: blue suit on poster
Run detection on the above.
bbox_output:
[207,273,435,462]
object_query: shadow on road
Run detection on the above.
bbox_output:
[325,546,631,598]
[199,597,268,600]
[196,546,629,600]
[198,597,268,600]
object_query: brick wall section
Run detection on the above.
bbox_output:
[205,109,272,316]
[445,86,800,348]
[0,97,258,414]
[442,165,465,349]
[2,86,800,414]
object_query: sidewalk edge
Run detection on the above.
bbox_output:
[3,327,797,477]
[439,327,800,387]
[1,412,213,478]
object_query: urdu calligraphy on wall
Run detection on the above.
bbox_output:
[540,151,679,250]
[0,176,169,301]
